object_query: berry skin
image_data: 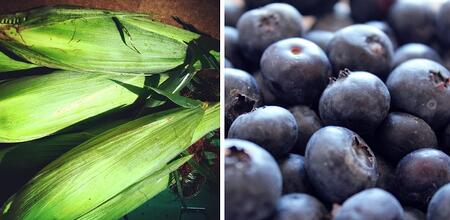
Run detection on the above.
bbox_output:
[437,1,450,47]
[333,188,404,220]
[305,126,378,203]
[366,21,398,49]
[427,183,450,220]
[274,193,329,220]
[392,43,441,68]
[288,105,323,155]
[225,26,245,70]
[375,155,395,192]
[224,68,262,133]
[327,24,394,80]
[350,0,396,23]
[388,0,436,44]
[228,106,298,158]
[278,154,312,194]
[225,139,282,220]
[304,30,334,52]
[386,59,450,131]
[319,70,390,137]
[260,38,331,106]
[375,112,438,163]
[394,148,450,209]
[225,0,245,27]
[237,3,303,64]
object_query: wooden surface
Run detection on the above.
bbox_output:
[0,0,220,39]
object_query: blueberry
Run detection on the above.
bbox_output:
[305,126,378,203]
[375,112,438,163]
[225,26,245,69]
[260,38,331,106]
[237,3,303,64]
[388,0,436,44]
[225,0,245,27]
[288,105,323,155]
[376,156,395,192]
[403,207,426,220]
[441,123,450,154]
[228,106,298,158]
[274,193,329,220]
[350,0,396,23]
[254,71,278,105]
[311,4,353,33]
[327,25,394,80]
[394,148,450,208]
[392,43,442,68]
[319,70,390,137]
[366,21,398,49]
[437,1,450,47]
[333,188,404,220]
[278,154,312,194]
[283,0,338,16]
[427,183,450,220]
[225,139,282,220]
[304,30,334,52]
[386,59,450,131]
[225,68,262,133]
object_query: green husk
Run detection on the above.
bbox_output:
[0,51,38,72]
[0,70,145,143]
[78,155,192,220]
[0,119,128,204]
[0,106,208,219]
[0,6,200,74]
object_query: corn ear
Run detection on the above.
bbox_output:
[0,70,145,143]
[0,119,128,204]
[0,6,200,74]
[78,155,192,220]
[0,106,205,219]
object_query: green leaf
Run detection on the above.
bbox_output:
[0,51,38,72]
[146,86,202,108]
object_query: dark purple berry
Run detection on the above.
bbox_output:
[305,126,378,203]
[392,43,442,68]
[386,59,450,131]
[225,139,282,220]
[278,154,312,194]
[228,106,298,158]
[274,193,329,220]
[288,105,322,155]
[319,70,390,137]
[427,183,450,220]
[225,68,262,133]
[260,38,331,106]
[394,148,450,209]
[237,3,303,64]
[375,112,438,163]
[327,25,394,80]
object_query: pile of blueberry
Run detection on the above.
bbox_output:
[225,0,450,219]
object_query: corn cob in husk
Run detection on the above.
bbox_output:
[0,6,200,75]
[0,119,127,204]
[0,104,219,219]
[0,70,145,143]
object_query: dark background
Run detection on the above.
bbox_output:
[0,0,220,39]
